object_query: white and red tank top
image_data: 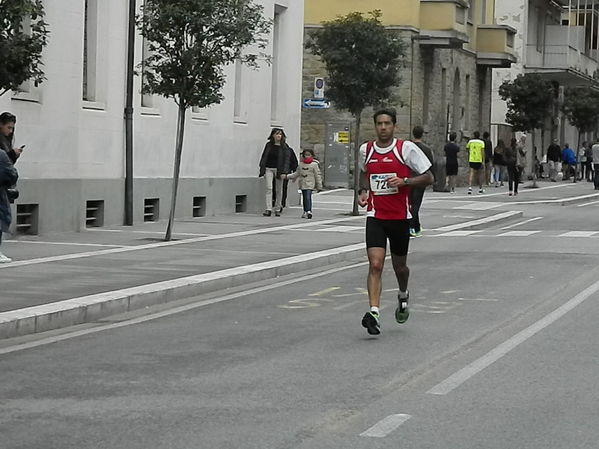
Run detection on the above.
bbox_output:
[364,140,412,220]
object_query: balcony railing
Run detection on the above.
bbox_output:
[526,44,598,79]
[418,0,469,48]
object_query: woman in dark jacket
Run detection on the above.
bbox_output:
[505,138,520,196]
[259,128,294,216]
[0,112,23,164]
[0,150,18,262]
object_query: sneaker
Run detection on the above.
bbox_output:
[413,230,423,238]
[395,293,410,324]
[478,189,484,194]
[0,252,12,263]
[362,311,381,335]
[409,228,417,237]
[468,187,472,195]
[450,190,455,194]
[508,192,513,196]
[307,211,313,219]
[274,210,281,217]
[301,212,307,218]
[263,210,272,217]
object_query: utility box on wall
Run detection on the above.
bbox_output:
[324,122,352,188]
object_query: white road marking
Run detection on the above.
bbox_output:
[360,414,412,438]
[559,231,598,238]
[3,241,131,248]
[500,217,543,230]
[457,298,499,302]
[317,189,350,195]
[296,225,363,233]
[436,230,480,237]
[87,229,210,237]
[497,230,541,237]
[427,278,599,395]
[454,202,504,211]
[0,260,370,355]
[432,211,521,232]
[577,200,599,207]
[0,215,365,270]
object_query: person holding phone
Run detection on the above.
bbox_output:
[0,112,24,164]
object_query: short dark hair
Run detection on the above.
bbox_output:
[373,108,397,125]
[483,131,490,139]
[473,131,480,139]
[449,132,457,142]
[412,125,424,139]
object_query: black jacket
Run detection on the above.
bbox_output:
[259,143,295,178]
[0,135,19,164]
[0,150,18,231]
[547,143,562,162]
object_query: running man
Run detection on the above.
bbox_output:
[358,109,434,335]
[466,131,486,194]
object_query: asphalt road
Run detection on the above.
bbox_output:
[1,200,599,449]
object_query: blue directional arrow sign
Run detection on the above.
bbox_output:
[303,98,331,109]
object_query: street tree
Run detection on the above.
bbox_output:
[499,73,554,186]
[307,10,406,215]
[561,86,599,182]
[0,0,49,96]
[138,0,271,241]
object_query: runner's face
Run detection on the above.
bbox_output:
[375,115,395,141]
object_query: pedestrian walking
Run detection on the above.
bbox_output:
[284,149,322,219]
[466,131,485,194]
[584,143,593,182]
[492,139,507,187]
[0,149,18,263]
[483,131,493,186]
[578,142,587,181]
[409,125,434,237]
[357,109,434,335]
[592,139,599,190]
[546,139,562,182]
[444,132,459,194]
[505,138,521,196]
[562,144,576,181]
[273,145,298,211]
[258,128,294,217]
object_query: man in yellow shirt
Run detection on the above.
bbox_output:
[466,131,485,194]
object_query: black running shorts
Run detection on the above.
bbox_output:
[366,217,411,256]
[469,162,483,170]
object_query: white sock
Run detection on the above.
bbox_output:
[370,306,379,315]
[399,290,409,300]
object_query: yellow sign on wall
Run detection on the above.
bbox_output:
[335,131,350,144]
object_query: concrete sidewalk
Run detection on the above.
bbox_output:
[0,182,594,339]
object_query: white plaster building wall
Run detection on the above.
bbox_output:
[0,0,304,233]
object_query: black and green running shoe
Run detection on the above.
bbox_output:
[362,311,381,335]
[395,293,410,324]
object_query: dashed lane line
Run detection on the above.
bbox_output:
[360,414,412,438]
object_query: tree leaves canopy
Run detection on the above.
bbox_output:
[498,73,554,132]
[138,0,271,109]
[0,0,49,96]
[561,86,599,134]
[306,10,406,116]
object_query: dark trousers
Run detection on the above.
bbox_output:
[410,187,425,232]
[301,189,313,213]
[508,164,521,193]
[272,178,290,208]
[594,164,599,189]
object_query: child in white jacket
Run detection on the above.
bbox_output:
[284,149,323,218]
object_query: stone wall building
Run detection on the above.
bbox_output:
[303,0,516,189]
[0,0,303,234]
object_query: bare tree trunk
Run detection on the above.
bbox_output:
[165,103,187,241]
[352,112,362,216]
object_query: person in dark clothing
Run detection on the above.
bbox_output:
[505,138,520,196]
[0,114,19,263]
[584,144,593,182]
[272,146,298,210]
[483,132,493,186]
[546,139,562,181]
[0,112,23,164]
[444,132,459,194]
[410,126,434,237]
[492,139,507,187]
[259,128,294,216]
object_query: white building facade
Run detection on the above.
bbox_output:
[0,0,304,234]
[492,0,599,169]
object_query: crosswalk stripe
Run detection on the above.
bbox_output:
[559,231,598,237]
[436,230,480,237]
[497,230,541,237]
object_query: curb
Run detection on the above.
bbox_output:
[0,244,365,340]
[0,210,525,340]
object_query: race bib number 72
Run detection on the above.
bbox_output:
[370,173,398,195]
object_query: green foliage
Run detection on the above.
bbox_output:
[498,73,555,132]
[0,0,49,95]
[306,10,406,116]
[138,0,271,109]
[561,86,599,133]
